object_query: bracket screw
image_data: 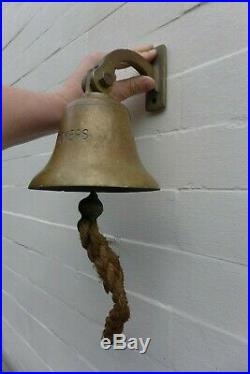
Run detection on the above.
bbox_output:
[99,72,115,88]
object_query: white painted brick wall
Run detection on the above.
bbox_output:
[2,2,248,372]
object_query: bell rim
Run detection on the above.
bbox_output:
[28,92,160,194]
[28,185,160,193]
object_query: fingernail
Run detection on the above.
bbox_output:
[146,44,154,49]
[136,44,154,51]
[148,48,157,55]
[142,76,155,90]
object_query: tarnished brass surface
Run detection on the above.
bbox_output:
[29,46,167,192]
[29,93,160,192]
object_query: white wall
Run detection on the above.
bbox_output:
[2,2,248,372]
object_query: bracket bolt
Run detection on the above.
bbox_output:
[99,72,115,88]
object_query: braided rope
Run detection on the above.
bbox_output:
[77,192,130,342]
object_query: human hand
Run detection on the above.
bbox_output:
[54,45,156,105]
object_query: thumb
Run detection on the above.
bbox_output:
[111,75,155,102]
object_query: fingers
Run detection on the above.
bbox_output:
[139,48,157,61]
[111,75,155,102]
[134,44,154,52]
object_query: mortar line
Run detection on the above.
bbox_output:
[3,287,99,372]
[3,210,247,267]
[2,118,247,162]
[10,3,126,86]
[3,264,247,345]
[2,318,53,372]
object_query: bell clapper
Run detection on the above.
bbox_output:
[77,191,130,343]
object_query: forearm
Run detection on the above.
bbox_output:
[2,86,65,149]
[2,47,156,150]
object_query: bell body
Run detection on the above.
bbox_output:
[29,93,159,192]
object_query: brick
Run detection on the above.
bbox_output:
[3,50,247,159]
[3,187,247,264]
[180,50,248,129]
[3,225,247,338]
[134,2,248,76]
[2,134,55,161]
[137,124,247,189]
[87,2,199,53]
[3,237,30,275]
[3,153,51,187]
[2,216,92,274]
[3,268,168,371]
[3,3,73,84]
[12,3,248,90]
[3,272,32,340]
[129,49,247,138]
[3,290,96,372]
[15,33,89,91]
[171,313,247,371]
[3,238,171,368]
[8,3,124,85]
[118,240,248,339]
[2,3,41,48]
[3,319,51,372]
[2,3,248,371]
[86,3,247,77]
[175,191,248,265]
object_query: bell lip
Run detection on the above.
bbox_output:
[28,185,160,193]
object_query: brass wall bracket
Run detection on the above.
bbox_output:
[83,44,167,112]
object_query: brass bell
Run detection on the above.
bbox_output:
[28,46,166,342]
[28,92,159,192]
[29,45,167,192]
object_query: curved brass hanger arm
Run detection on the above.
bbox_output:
[83,45,167,112]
